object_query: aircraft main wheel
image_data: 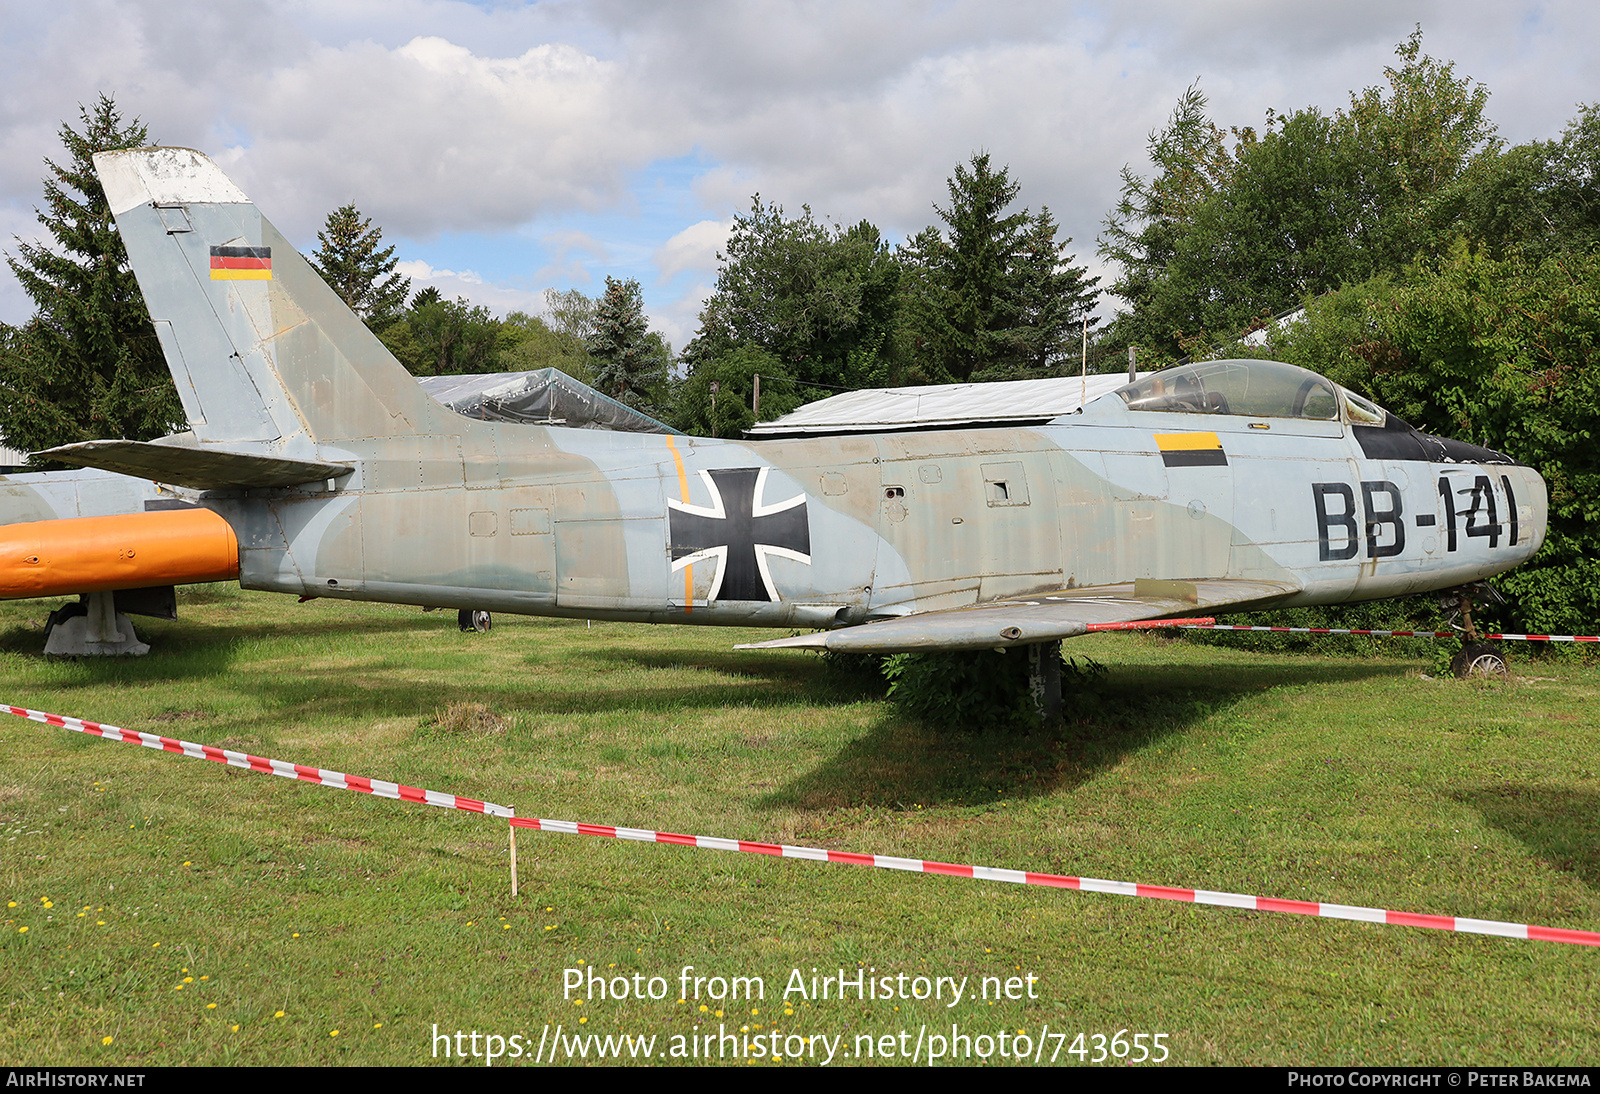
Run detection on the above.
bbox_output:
[458,609,492,633]
[1451,642,1507,678]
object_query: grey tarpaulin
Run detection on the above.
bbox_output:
[417,369,678,434]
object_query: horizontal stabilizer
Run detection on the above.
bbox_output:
[736,578,1298,653]
[38,440,352,491]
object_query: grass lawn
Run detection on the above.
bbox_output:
[0,586,1596,1066]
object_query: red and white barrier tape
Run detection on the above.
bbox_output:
[1085,617,1215,632]
[2,704,512,818]
[1164,623,1600,639]
[11,702,1598,947]
[1109,622,1600,642]
[507,815,1600,948]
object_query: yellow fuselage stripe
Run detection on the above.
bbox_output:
[1153,431,1223,451]
[664,436,693,610]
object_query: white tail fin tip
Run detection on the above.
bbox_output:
[94,148,249,216]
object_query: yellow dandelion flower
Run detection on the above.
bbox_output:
[101,1036,113,1046]
[291,933,300,938]
[182,977,193,983]
[502,924,510,930]
[231,1025,239,1033]
[274,1010,285,1019]
[373,1023,382,1029]
[96,921,105,926]
[207,1003,217,1010]
[200,976,208,981]
[699,1004,708,1013]
[329,1030,339,1037]
[544,925,555,931]
[17,927,27,933]
[151,942,160,948]
[182,861,191,866]
[578,1017,587,1025]
[174,985,184,991]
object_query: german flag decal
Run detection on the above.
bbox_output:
[1155,432,1227,467]
[209,245,272,280]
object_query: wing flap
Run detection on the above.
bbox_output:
[38,440,352,491]
[736,578,1299,653]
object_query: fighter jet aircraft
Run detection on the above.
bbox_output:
[12,149,1547,690]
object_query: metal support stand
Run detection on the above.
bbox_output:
[43,591,149,657]
[1028,640,1063,730]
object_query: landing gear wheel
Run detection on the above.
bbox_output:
[458,609,492,633]
[1451,642,1506,678]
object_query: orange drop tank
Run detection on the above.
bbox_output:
[0,508,240,598]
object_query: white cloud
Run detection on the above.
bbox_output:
[653,219,731,281]
[1,0,1597,330]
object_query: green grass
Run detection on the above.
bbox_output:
[1,587,1597,1066]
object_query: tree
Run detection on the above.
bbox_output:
[496,287,596,382]
[682,198,901,391]
[405,291,500,375]
[1098,32,1499,358]
[0,95,183,459]
[308,204,410,330]
[904,154,1098,381]
[1010,206,1100,372]
[1247,244,1600,635]
[1437,101,1600,262]
[588,276,669,413]
[1097,81,1235,357]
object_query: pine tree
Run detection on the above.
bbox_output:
[0,95,183,458]
[1010,207,1099,372]
[587,276,666,411]
[308,204,410,329]
[903,154,1098,381]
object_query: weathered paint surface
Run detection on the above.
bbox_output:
[28,149,1547,653]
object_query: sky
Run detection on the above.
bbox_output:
[0,0,1595,350]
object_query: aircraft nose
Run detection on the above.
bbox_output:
[1516,465,1549,558]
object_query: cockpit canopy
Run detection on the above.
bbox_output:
[1116,359,1385,426]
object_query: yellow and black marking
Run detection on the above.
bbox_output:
[1155,432,1227,467]
[209,245,272,280]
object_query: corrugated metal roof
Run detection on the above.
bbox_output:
[745,373,1132,436]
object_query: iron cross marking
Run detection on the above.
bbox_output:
[668,467,811,602]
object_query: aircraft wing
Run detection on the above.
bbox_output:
[37,440,353,491]
[735,578,1299,653]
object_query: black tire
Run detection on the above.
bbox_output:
[1451,642,1506,678]
[458,609,492,633]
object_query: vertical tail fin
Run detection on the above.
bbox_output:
[95,147,449,448]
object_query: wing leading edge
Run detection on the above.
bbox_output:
[734,578,1300,653]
